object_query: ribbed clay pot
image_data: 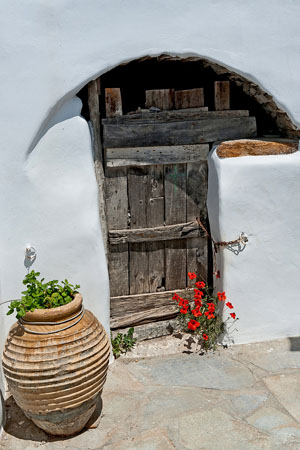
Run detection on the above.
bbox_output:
[2,294,110,436]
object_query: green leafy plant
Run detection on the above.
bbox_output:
[111,327,137,358]
[172,272,238,352]
[7,270,80,319]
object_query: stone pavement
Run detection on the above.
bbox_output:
[1,336,300,450]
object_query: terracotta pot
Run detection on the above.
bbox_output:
[2,293,110,436]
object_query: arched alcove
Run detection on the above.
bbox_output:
[77,55,298,339]
[79,54,299,138]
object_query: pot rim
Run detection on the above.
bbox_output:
[22,293,83,323]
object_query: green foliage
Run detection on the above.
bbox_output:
[111,327,137,358]
[7,270,80,319]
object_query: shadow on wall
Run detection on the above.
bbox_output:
[289,336,300,351]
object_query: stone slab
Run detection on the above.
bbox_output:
[101,428,175,450]
[271,426,300,446]
[247,406,295,431]
[263,373,300,422]
[222,392,269,418]
[128,354,255,390]
[176,408,271,450]
[141,386,222,425]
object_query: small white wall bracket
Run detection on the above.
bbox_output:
[25,244,37,261]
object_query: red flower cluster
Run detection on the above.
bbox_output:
[172,293,190,314]
[188,319,200,330]
[172,273,238,348]
[204,302,215,320]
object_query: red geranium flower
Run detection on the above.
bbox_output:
[204,311,215,319]
[180,307,188,314]
[226,302,234,309]
[178,298,189,307]
[195,281,205,289]
[217,291,226,301]
[187,319,200,330]
[188,272,196,280]
[230,312,236,319]
[215,271,221,279]
[207,302,215,310]
[192,308,202,317]
[172,293,179,301]
[194,290,204,300]
[202,333,208,341]
[194,299,202,307]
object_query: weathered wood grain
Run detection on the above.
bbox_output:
[175,88,204,109]
[128,167,150,294]
[110,289,189,328]
[105,144,209,167]
[102,109,248,124]
[165,164,187,290]
[109,220,204,244]
[105,87,123,117]
[111,318,180,339]
[105,167,129,296]
[147,165,165,292]
[214,81,230,111]
[88,79,108,261]
[103,116,257,148]
[186,161,208,286]
[145,89,175,110]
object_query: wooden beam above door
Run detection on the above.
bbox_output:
[103,116,257,148]
[105,144,209,167]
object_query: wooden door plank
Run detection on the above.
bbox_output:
[87,79,108,261]
[102,109,248,124]
[103,116,257,148]
[147,165,165,292]
[175,88,204,109]
[105,167,129,296]
[186,161,208,286]
[145,89,175,110]
[128,167,149,294]
[105,88,123,117]
[164,164,187,290]
[105,144,209,167]
[110,289,188,328]
[214,81,230,111]
[109,220,203,244]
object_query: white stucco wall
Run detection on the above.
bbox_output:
[207,147,300,344]
[1,0,300,410]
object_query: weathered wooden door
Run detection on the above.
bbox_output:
[105,156,209,329]
[98,87,257,331]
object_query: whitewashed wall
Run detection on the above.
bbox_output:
[207,146,300,344]
[1,1,300,425]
